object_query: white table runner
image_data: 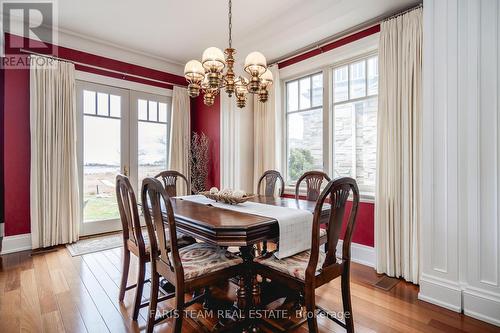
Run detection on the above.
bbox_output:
[178,195,313,259]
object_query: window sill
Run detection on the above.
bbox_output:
[283,186,375,204]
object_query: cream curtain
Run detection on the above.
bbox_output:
[253,65,281,192]
[30,55,80,249]
[169,86,191,195]
[375,7,422,284]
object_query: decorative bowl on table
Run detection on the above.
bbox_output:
[200,187,254,205]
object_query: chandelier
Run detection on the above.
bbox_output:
[183,0,273,108]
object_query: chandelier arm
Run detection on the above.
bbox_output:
[184,0,268,107]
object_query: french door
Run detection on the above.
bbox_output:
[76,81,171,236]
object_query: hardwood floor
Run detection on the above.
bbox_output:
[0,246,499,333]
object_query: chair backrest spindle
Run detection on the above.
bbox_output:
[257,170,285,197]
[295,171,331,201]
[154,170,190,196]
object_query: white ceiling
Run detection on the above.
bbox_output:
[56,0,419,66]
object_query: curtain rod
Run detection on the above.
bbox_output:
[383,3,422,22]
[269,1,423,66]
[19,48,184,87]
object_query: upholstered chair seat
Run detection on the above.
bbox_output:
[172,243,243,280]
[256,250,327,281]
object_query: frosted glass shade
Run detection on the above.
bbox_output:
[260,69,273,85]
[202,47,225,71]
[244,51,267,75]
[184,60,205,81]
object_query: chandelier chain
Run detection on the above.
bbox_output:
[228,0,232,48]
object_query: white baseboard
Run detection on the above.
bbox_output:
[0,233,32,255]
[463,287,500,327]
[336,240,375,268]
[418,274,462,312]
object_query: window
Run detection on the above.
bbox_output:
[333,56,378,192]
[286,72,323,182]
[77,81,171,235]
[283,54,378,195]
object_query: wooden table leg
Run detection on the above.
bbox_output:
[251,275,261,308]
[236,245,262,333]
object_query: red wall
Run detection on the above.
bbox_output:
[3,32,376,247]
[190,95,220,189]
[284,194,374,247]
[343,201,374,247]
[3,56,31,236]
[2,35,185,237]
[0,64,4,226]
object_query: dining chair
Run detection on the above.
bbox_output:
[257,170,285,197]
[115,174,196,321]
[142,177,244,333]
[116,174,154,320]
[295,171,331,202]
[257,170,285,255]
[155,170,190,196]
[256,177,359,333]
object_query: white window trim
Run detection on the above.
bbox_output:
[280,34,379,202]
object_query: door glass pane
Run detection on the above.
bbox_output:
[334,66,348,102]
[84,90,96,115]
[287,108,323,182]
[299,77,311,109]
[109,95,121,118]
[148,101,158,121]
[83,113,121,222]
[311,74,323,107]
[349,61,366,99]
[138,99,148,120]
[97,92,109,116]
[138,121,168,196]
[158,103,168,123]
[287,81,298,112]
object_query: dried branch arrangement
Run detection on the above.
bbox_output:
[190,132,210,193]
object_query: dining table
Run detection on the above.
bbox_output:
[163,194,332,332]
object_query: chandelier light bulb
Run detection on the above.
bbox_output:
[260,68,273,87]
[184,60,205,82]
[202,47,226,72]
[244,51,267,76]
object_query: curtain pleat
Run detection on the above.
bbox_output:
[30,56,80,249]
[169,86,191,195]
[253,65,281,191]
[375,7,422,283]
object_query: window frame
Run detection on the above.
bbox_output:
[331,53,378,195]
[281,50,378,198]
[283,70,329,186]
